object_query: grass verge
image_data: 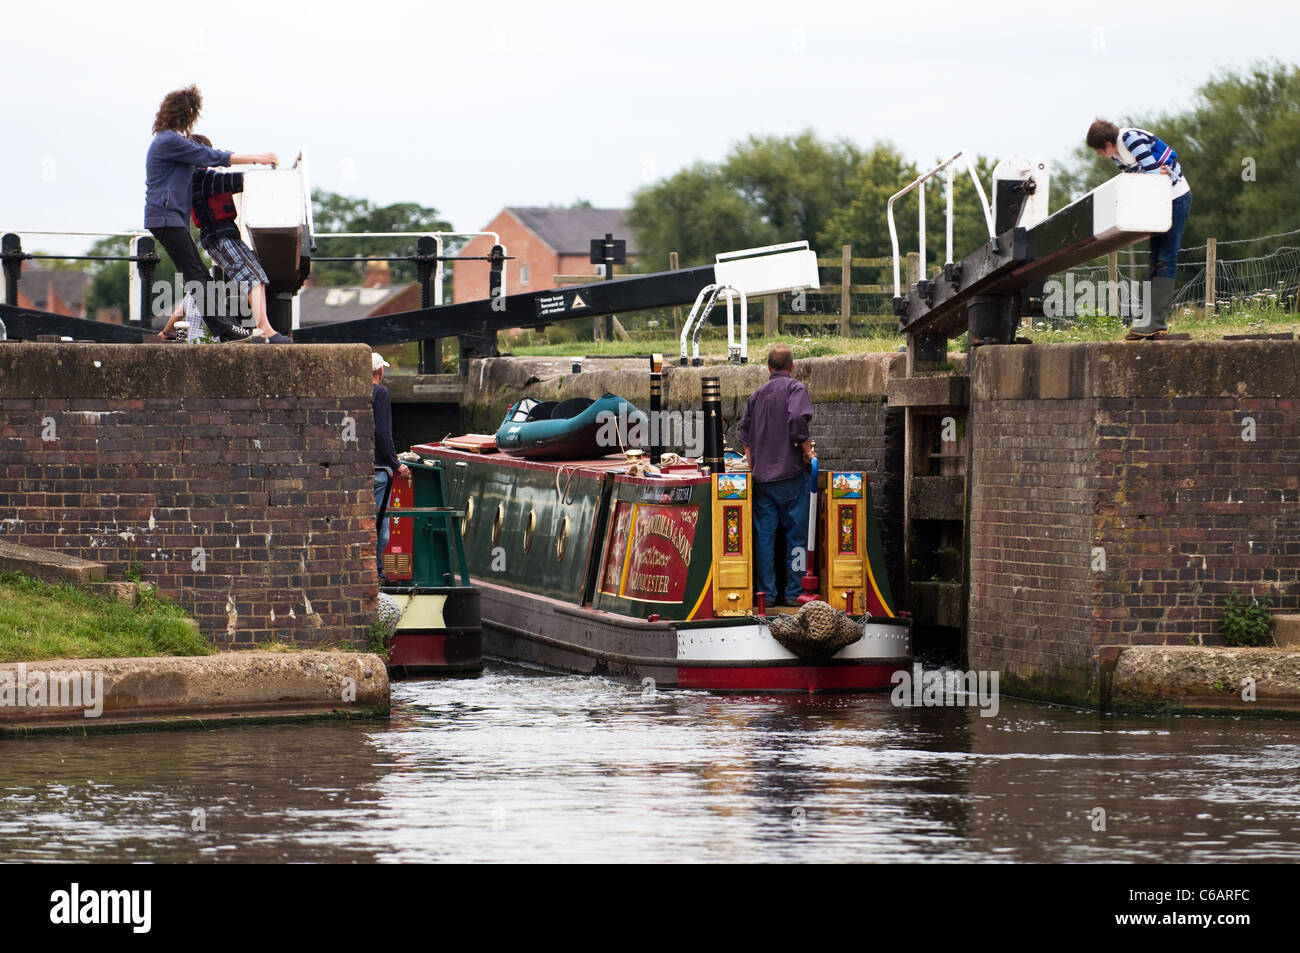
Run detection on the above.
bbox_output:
[506,308,1300,360]
[0,572,210,663]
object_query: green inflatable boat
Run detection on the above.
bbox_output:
[495,394,648,459]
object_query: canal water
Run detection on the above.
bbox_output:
[1,664,1297,863]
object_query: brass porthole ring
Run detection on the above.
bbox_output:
[556,516,570,561]
[491,502,504,546]
[522,509,537,553]
[462,496,475,538]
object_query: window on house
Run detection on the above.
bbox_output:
[520,264,530,286]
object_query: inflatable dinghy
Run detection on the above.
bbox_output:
[495,393,647,459]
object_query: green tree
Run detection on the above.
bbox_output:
[627,130,865,270]
[627,163,778,269]
[83,235,181,320]
[1057,61,1300,256]
[310,189,453,286]
[725,131,864,251]
[821,145,997,290]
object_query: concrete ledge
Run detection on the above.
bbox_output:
[1099,645,1300,714]
[1275,615,1300,649]
[0,342,373,399]
[973,340,1300,402]
[0,539,106,585]
[0,651,389,733]
[385,373,464,403]
[460,352,907,421]
[886,374,969,408]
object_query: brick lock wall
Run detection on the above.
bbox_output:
[969,395,1099,694]
[968,343,1300,704]
[809,401,906,600]
[0,343,379,649]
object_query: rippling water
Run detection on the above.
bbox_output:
[1,664,1297,863]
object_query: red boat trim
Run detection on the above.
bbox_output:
[677,665,901,692]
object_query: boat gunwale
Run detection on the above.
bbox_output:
[484,618,911,670]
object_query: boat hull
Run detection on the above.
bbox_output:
[475,579,911,693]
[382,586,484,678]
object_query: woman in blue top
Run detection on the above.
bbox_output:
[144,85,278,341]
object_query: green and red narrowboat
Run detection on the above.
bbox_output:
[379,459,482,677]
[386,378,910,693]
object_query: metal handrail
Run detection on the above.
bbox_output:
[887,149,996,298]
[720,286,748,364]
[314,231,507,306]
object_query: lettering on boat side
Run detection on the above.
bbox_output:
[639,485,693,503]
[890,664,1000,718]
[601,503,700,603]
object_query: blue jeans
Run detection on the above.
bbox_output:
[374,469,392,566]
[753,471,810,603]
[1150,191,1191,280]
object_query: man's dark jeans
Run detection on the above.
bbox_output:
[753,470,810,604]
[1149,191,1192,280]
[147,226,235,335]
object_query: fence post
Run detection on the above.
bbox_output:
[840,244,852,336]
[764,295,778,337]
[905,251,920,288]
[1205,237,1217,314]
[135,236,159,330]
[1107,251,1118,316]
[669,251,680,334]
[417,235,441,373]
[2,233,23,307]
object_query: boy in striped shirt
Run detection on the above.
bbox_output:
[1086,119,1192,340]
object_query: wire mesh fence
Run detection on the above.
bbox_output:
[1063,228,1300,316]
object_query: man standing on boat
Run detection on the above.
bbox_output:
[372,352,409,583]
[738,345,815,606]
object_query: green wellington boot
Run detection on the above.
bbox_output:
[1126,276,1174,340]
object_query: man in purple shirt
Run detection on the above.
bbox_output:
[738,345,815,605]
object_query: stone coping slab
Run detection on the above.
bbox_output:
[0,651,389,734]
[1099,644,1300,715]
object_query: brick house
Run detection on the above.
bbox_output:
[452,207,639,303]
[297,260,422,327]
[2,264,90,317]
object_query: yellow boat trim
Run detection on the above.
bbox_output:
[686,567,714,620]
[865,559,895,618]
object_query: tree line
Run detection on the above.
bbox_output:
[630,61,1300,271]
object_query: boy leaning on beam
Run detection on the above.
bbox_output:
[1086,119,1192,341]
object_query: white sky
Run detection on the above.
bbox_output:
[0,0,1291,256]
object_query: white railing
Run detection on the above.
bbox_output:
[887,149,996,299]
[679,282,746,365]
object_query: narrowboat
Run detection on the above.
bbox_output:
[387,372,911,693]
[379,457,483,677]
